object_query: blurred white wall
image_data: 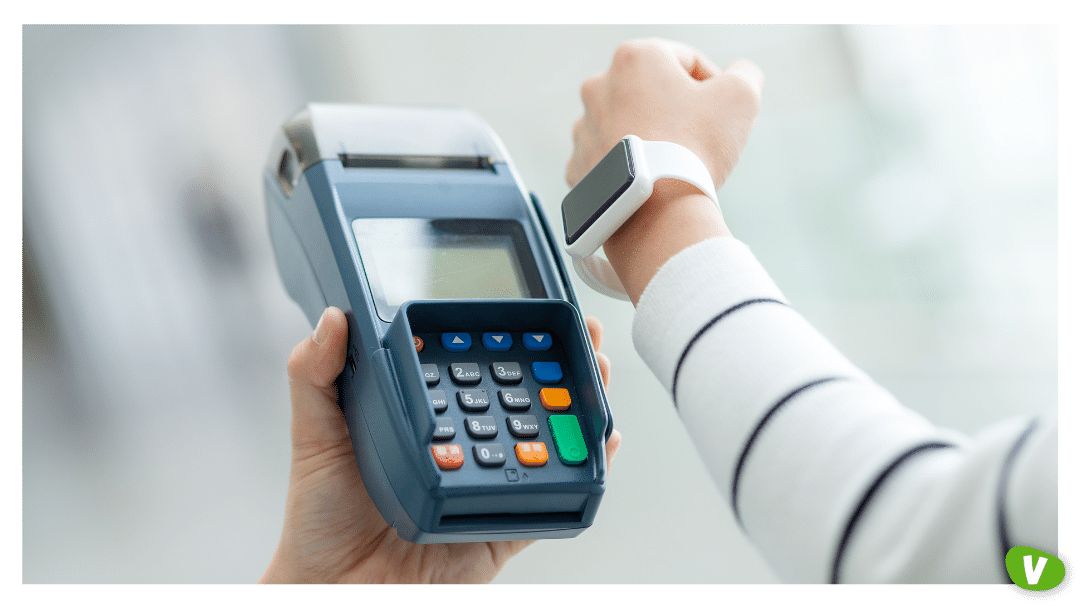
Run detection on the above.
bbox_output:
[22,25,1056,583]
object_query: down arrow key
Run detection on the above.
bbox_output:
[522,332,552,351]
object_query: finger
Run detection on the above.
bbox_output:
[565,156,578,188]
[566,150,593,189]
[617,38,720,82]
[579,73,602,106]
[572,115,586,147]
[584,315,604,351]
[569,115,588,172]
[659,39,723,81]
[719,58,765,103]
[604,428,622,469]
[595,352,611,389]
[566,116,589,187]
[286,307,351,457]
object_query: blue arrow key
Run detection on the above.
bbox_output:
[482,332,512,351]
[523,332,552,351]
[441,333,472,352]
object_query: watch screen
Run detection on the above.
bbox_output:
[352,218,546,322]
[562,138,635,244]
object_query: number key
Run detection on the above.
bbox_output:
[466,415,499,439]
[429,389,448,414]
[490,362,523,385]
[457,389,490,412]
[421,364,440,387]
[432,416,455,441]
[506,414,540,438]
[449,362,482,385]
[473,442,507,467]
[499,388,532,411]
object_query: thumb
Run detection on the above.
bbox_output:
[286,307,351,459]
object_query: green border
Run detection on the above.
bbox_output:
[12,4,1075,608]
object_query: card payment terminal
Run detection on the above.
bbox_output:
[264,104,613,543]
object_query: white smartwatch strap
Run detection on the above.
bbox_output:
[576,140,719,300]
[573,254,632,300]
[641,140,719,207]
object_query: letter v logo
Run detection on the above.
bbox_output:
[1023,554,1047,585]
[1006,546,1066,591]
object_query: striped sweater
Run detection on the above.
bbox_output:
[630,237,1057,583]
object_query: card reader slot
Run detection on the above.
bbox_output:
[340,153,493,171]
[439,511,584,528]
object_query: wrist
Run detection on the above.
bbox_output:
[602,179,731,305]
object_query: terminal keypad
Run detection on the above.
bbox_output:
[419,331,590,472]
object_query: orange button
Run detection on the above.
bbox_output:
[413,335,424,353]
[431,444,464,470]
[515,442,549,466]
[539,387,571,411]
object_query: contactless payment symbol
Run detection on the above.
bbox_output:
[1005,546,1065,591]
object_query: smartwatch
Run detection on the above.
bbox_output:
[561,134,719,300]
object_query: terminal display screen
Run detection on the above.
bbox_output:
[353,218,546,321]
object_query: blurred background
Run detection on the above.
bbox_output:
[22,25,1057,583]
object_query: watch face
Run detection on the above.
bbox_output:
[562,138,635,244]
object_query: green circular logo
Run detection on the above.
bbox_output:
[1005,546,1065,591]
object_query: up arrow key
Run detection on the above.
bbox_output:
[523,332,552,351]
[441,333,472,352]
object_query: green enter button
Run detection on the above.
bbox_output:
[548,415,588,465]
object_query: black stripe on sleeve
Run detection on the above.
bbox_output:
[996,418,1039,583]
[830,441,958,583]
[671,298,786,406]
[731,376,846,529]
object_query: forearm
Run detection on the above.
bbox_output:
[602,180,731,305]
[629,237,1056,582]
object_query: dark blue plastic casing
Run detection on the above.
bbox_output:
[264,105,612,543]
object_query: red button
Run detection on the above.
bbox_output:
[431,444,464,470]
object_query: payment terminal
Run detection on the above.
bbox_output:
[264,104,613,543]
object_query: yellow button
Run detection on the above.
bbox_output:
[515,442,549,466]
[539,387,571,411]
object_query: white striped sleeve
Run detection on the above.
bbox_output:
[630,237,1056,582]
